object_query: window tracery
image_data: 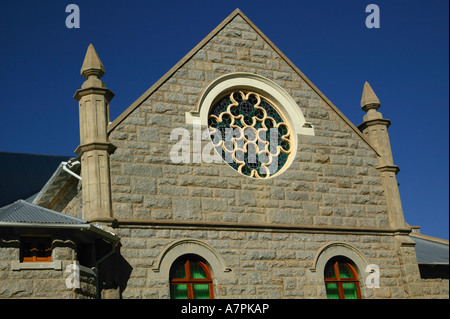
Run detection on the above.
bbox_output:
[208,90,292,178]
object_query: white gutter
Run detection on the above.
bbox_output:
[0,222,119,243]
[62,160,82,180]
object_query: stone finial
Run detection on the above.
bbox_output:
[360,81,380,112]
[80,44,106,89]
[81,44,105,78]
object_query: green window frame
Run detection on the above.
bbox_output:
[324,257,362,299]
[170,255,214,299]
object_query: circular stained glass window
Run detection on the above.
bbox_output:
[208,91,292,179]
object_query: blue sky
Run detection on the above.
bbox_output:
[0,0,448,239]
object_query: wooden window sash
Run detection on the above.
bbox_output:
[324,260,362,299]
[170,258,214,299]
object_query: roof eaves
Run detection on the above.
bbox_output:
[0,222,120,243]
[0,221,120,244]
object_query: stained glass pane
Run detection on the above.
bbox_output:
[193,284,211,299]
[171,261,186,279]
[342,283,358,299]
[208,91,291,179]
[190,261,207,279]
[171,284,188,299]
[324,262,336,279]
[338,262,354,279]
[325,283,340,299]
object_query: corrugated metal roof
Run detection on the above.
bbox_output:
[0,200,86,225]
[0,152,72,207]
[412,236,449,265]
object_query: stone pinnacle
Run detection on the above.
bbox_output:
[360,81,380,112]
[81,44,105,79]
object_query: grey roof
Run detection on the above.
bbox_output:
[0,200,120,243]
[0,200,87,225]
[0,152,72,207]
[412,236,449,265]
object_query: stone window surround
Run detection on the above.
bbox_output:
[10,236,73,271]
[185,72,314,179]
[309,241,370,286]
[152,239,234,281]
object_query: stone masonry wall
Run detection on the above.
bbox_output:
[116,226,411,299]
[420,278,449,299]
[53,178,83,220]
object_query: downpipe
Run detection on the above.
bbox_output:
[62,160,82,180]
[92,241,118,299]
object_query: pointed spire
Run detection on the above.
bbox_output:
[360,81,380,112]
[81,44,105,79]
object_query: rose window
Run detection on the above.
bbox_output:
[208,91,292,178]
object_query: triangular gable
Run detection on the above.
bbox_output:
[107,8,377,154]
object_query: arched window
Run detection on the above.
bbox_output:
[185,72,315,179]
[170,255,214,299]
[324,257,361,299]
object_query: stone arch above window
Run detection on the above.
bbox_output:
[185,72,314,137]
[152,239,232,280]
[310,242,369,282]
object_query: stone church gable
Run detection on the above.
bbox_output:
[107,9,389,229]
